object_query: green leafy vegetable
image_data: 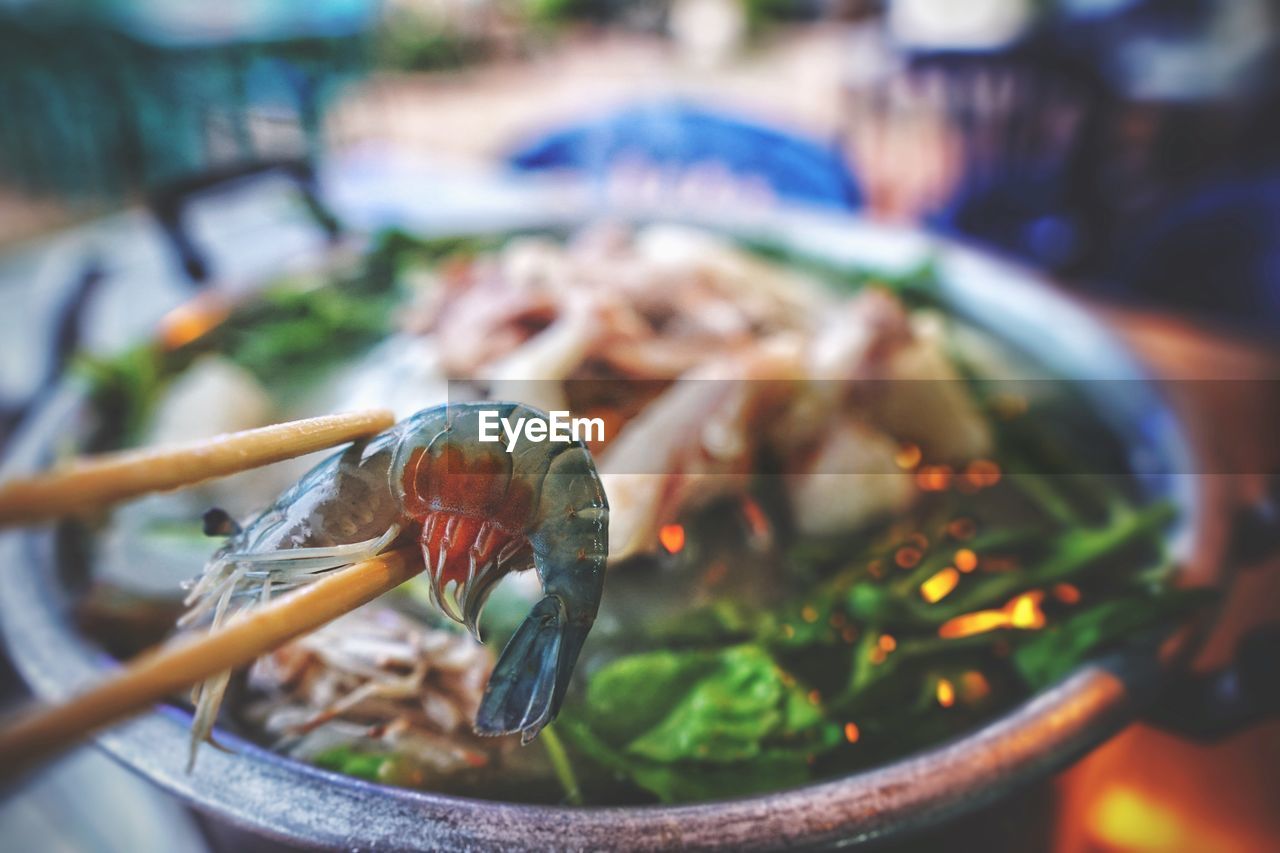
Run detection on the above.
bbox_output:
[312,746,420,786]
[1012,588,1210,689]
[564,392,1198,802]
[561,720,817,804]
[734,236,945,309]
[561,645,840,802]
[77,229,510,447]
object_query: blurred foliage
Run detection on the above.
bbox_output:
[370,0,824,72]
[76,229,496,445]
[0,11,368,200]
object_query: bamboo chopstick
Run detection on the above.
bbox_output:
[0,409,395,528]
[0,548,417,784]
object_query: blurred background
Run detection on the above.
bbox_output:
[0,1,1277,851]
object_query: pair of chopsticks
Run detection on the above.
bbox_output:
[0,409,416,783]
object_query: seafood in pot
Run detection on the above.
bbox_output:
[395,226,991,560]
[184,402,609,763]
[245,607,504,782]
[74,224,1192,806]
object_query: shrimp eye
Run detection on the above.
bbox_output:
[202,508,241,537]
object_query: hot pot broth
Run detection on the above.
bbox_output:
[71,225,1198,805]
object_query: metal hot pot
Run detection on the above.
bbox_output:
[0,199,1268,850]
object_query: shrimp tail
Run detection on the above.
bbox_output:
[474,594,588,745]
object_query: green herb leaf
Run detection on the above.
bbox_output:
[624,646,788,763]
[1012,588,1212,689]
[567,644,839,801]
[580,648,722,746]
[313,746,393,782]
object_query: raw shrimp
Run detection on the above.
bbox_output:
[184,403,609,765]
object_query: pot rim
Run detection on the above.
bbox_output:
[0,211,1218,850]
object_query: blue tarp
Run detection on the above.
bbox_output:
[508,101,862,211]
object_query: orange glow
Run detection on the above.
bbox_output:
[158,296,230,350]
[936,677,956,708]
[877,634,897,652]
[938,610,1009,639]
[894,443,922,469]
[800,605,818,623]
[894,547,922,569]
[740,498,771,540]
[807,689,821,705]
[946,517,976,540]
[1010,591,1047,629]
[1054,582,1082,604]
[954,548,978,573]
[964,459,1002,488]
[1057,723,1280,853]
[1089,786,1190,851]
[938,591,1047,638]
[920,567,960,603]
[658,524,685,554]
[843,722,861,743]
[915,465,953,491]
[960,671,990,701]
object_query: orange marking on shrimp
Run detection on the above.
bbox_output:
[401,446,534,535]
